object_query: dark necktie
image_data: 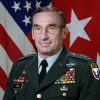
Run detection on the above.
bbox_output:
[39,60,48,83]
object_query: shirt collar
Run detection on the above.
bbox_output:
[38,47,63,68]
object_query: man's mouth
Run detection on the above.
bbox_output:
[40,42,51,47]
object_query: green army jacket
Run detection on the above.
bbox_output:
[3,48,100,100]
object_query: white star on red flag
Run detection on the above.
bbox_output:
[67,9,92,47]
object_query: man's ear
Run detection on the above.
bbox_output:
[62,27,69,39]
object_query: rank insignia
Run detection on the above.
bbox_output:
[55,68,75,84]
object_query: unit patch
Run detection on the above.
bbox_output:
[90,63,100,80]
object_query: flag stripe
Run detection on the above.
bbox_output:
[0,45,13,75]
[0,87,4,100]
[0,67,8,90]
[0,24,23,62]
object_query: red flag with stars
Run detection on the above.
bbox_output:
[52,0,100,68]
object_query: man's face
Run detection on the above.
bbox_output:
[32,11,67,58]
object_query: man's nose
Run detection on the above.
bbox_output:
[41,28,48,40]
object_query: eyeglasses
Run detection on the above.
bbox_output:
[32,24,63,34]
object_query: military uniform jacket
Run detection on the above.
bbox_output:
[3,48,100,100]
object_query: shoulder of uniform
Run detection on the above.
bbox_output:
[68,52,92,62]
[17,53,36,62]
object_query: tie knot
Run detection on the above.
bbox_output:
[40,60,48,68]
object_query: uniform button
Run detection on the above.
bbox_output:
[62,92,67,96]
[14,90,17,94]
[36,93,42,99]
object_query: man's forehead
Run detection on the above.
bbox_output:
[33,11,61,25]
[33,11,60,20]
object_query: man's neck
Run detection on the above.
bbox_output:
[38,47,63,59]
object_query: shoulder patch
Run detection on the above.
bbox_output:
[90,62,100,80]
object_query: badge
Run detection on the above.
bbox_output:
[92,68,100,80]
[66,62,76,67]
[60,85,68,91]
[90,63,100,80]
[13,83,23,89]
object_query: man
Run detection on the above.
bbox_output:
[3,6,100,100]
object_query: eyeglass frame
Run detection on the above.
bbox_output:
[32,24,64,35]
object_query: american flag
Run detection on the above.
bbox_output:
[0,0,51,99]
[0,0,100,99]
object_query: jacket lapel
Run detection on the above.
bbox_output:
[26,54,39,89]
[38,48,69,91]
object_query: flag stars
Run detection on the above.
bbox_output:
[67,9,92,47]
[22,15,31,26]
[35,0,41,9]
[24,1,32,12]
[12,1,21,12]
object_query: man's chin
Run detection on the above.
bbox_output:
[39,49,50,54]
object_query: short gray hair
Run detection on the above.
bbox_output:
[32,6,66,27]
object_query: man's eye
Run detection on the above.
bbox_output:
[49,26,56,29]
[35,27,41,30]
